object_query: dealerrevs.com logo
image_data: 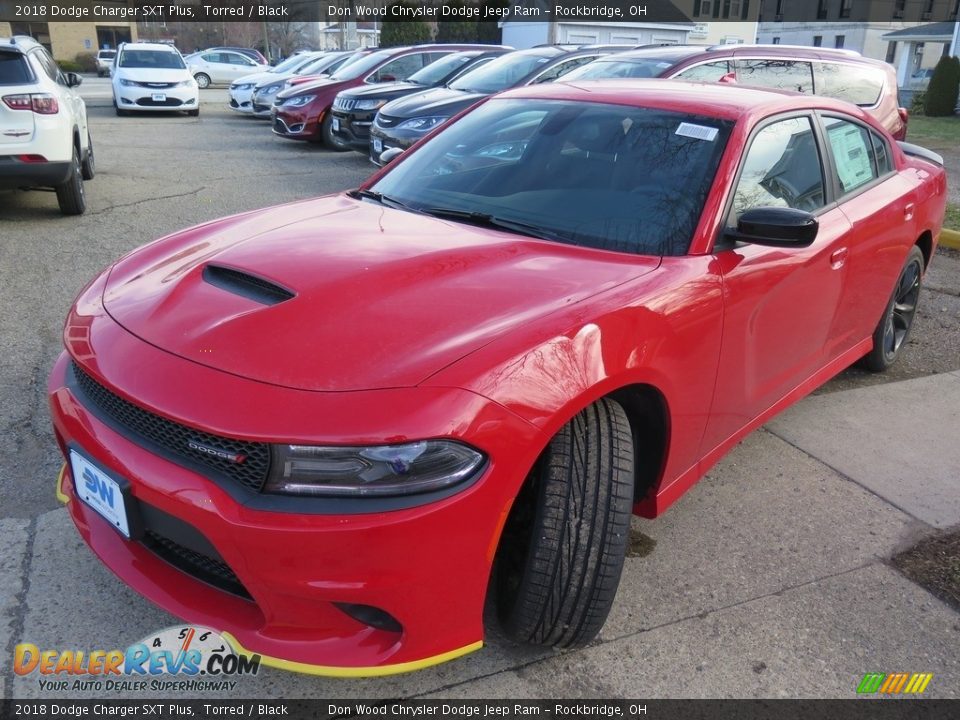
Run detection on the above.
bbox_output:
[13,626,260,693]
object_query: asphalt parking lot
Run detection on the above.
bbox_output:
[1,84,959,700]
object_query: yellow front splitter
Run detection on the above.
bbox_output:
[222,632,483,678]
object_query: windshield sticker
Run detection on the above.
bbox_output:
[675,122,718,141]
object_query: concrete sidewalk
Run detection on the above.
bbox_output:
[3,371,959,699]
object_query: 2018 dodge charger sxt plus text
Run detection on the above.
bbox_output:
[49,81,946,676]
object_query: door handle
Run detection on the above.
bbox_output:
[830,247,848,269]
[904,202,915,221]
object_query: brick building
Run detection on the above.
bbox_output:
[0,20,138,62]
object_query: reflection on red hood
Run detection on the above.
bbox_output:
[102,196,659,391]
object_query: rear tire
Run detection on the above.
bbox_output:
[321,113,351,152]
[861,245,924,372]
[80,132,95,180]
[194,73,211,89]
[56,145,86,216]
[495,397,635,648]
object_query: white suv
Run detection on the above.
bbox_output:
[112,42,199,116]
[0,35,93,215]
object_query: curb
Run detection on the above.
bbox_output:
[941,228,960,250]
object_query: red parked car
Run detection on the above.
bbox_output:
[271,44,497,149]
[49,81,946,676]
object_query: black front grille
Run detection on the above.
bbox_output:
[143,529,252,599]
[252,102,270,113]
[136,98,183,107]
[70,362,270,492]
[375,114,400,128]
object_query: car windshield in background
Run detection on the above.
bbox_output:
[449,53,555,94]
[98,51,116,59]
[119,50,186,70]
[563,57,676,80]
[0,52,32,84]
[271,54,310,73]
[371,99,732,256]
[407,52,476,86]
[329,50,393,80]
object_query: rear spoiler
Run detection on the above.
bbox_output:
[898,141,943,166]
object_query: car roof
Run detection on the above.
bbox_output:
[499,78,871,123]
[604,43,891,71]
[1,36,42,53]
[120,42,182,53]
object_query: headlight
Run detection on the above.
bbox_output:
[281,94,316,107]
[397,116,448,132]
[174,79,194,88]
[232,83,253,91]
[260,83,283,94]
[265,440,485,497]
[355,98,387,111]
[119,79,138,87]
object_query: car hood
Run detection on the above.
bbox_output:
[278,77,346,99]
[232,70,277,86]
[340,81,424,100]
[116,68,191,83]
[101,196,658,392]
[380,87,485,119]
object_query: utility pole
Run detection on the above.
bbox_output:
[262,21,271,63]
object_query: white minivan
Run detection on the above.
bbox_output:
[112,43,199,117]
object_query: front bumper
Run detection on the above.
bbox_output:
[330,109,374,152]
[369,125,419,166]
[272,104,322,140]
[115,87,199,112]
[48,286,544,674]
[228,86,255,112]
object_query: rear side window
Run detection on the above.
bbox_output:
[823,116,888,194]
[813,62,885,106]
[531,55,597,84]
[0,52,33,85]
[673,61,732,82]
[737,60,814,94]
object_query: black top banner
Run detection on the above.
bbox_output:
[1,0,959,24]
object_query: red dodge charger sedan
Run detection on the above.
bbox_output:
[49,81,946,676]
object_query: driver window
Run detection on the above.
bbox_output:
[732,116,826,221]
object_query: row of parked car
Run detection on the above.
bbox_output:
[224,41,908,168]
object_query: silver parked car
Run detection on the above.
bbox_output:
[185,50,269,88]
[250,50,357,118]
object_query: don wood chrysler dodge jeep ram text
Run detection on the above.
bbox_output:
[48,81,946,676]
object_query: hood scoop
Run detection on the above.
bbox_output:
[201,264,295,306]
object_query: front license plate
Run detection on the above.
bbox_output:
[373,137,383,153]
[331,117,340,132]
[152,93,166,102]
[70,450,130,538]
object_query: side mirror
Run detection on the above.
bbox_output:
[380,147,404,165]
[724,207,818,248]
[66,72,83,88]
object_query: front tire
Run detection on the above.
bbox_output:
[321,113,351,151]
[194,73,211,89]
[187,108,200,117]
[495,398,635,648]
[862,245,924,372]
[56,145,86,216]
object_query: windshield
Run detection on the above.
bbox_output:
[271,54,311,74]
[449,52,556,94]
[562,57,676,81]
[407,52,477,86]
[98,50,116,59]
[119,50,186,70]
[371,99,732,256]
[330,49,393,81]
